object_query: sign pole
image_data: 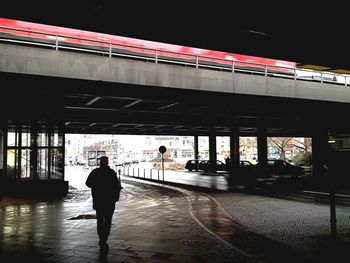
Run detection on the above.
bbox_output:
[161,153,164,181]
[158,145,167,182]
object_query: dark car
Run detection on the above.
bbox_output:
[123,161,132,166]
[253,159,304,190]
[237,160,256,173]
[185,159,201,171]
[198,160,228,172]
[226,160,257,187]
[256,159,303,178]
[225,160,256,172]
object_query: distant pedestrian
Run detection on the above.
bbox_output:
[86,156,122,248]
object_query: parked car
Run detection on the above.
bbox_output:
[237,160,256,174]
[256,159,303,178]
[185,159,201,171]
[225,159,256,172]
[123,161,132,166]
[252,159,304,190]
[185,159,228,172]
[198,160,228,172]
[226,160,257,187]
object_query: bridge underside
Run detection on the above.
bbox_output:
[2,71,350,137]
[3,71,350,196]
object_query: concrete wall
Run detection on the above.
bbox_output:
[1,43,350,103]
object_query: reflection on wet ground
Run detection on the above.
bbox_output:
[0,177,252,263]
[2,166,350,262]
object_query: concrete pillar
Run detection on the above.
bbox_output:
[30,120,38,180]
[209,128,217,171]
[0,121,5,173]
[229,126,240,171]
[257,127,268,165]
[0,121,6,197]
[312,128,329,177]
[61,120,65,181]
[194,135,199,170]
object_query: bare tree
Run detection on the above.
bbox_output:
[239,137,257,161]
[290,137,312,152]
[267,137,293,160]
[267,137,312,161]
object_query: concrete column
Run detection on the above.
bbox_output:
[0,121,7,197]
[61,120,65,181]
[312,128,329,177]
[229,126,240,171]
[209,128,217,171]
[30,120,38,180]
[257,127,268,165]
[0,121,5,173]
[194,135,199,170]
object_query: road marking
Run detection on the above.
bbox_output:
[185,194,254,259]
[122,176,254,259]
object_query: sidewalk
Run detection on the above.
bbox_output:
[209,189,350,262]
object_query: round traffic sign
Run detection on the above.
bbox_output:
[159,145,167,154]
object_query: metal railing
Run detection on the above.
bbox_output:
[0,24,348,86]
[120,166,165,181]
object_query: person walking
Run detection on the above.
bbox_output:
[86,156,121,248]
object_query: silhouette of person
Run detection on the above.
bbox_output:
[86,156,121,248]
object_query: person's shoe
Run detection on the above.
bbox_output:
[99,240,109,248]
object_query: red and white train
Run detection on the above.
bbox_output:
[0,17,297,73]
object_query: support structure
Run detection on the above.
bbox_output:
[312,128,329,178]
[194,135,199,170]
[257,127,268,165]
[229,126,240,170]
[209,128,217,172]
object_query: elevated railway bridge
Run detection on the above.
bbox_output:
[1,18,350,194]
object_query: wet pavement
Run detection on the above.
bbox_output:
[0,177,250,263]
[1,166,350,262]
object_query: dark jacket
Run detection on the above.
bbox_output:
[85,166,121,210]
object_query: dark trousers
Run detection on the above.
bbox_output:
[96,204,115,243]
